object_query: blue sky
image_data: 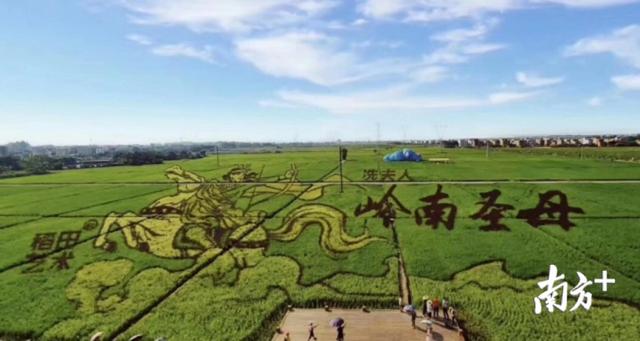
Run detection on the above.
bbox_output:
[1,0,639,145]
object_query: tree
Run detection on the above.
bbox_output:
[22,156,50,174]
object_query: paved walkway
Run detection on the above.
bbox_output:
[272,308,462,341]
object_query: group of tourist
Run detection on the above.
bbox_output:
[421,296,458,326]
[407,296,460,340]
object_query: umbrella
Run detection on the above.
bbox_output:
[330,318,344,328]
[421,319,433,328]
[403,305,416,313]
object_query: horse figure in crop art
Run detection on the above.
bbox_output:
[93,164,381,259]
[44,164,385,339]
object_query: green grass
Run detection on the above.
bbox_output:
[121,251,396,341]
[0,184,171,216]
[264,184,397,285]
[411,262,640,341]
[340,147,640,181]
[0,151,338,184]
[0,147,638,340]
[503,146,640,162]
[0,231,196,339]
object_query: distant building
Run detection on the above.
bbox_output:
[6,141,31,156]
[458,139,471,148]
[441,140,459,148]
[76,159,115,168]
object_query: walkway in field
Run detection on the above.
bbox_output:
[272,308,462,341]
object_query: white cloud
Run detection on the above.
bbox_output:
[533,0,639,8]
[516,72,565,87]
[117,0,338,33]
[359,0,521,22]
[235,31,411,86]
[127,33,152,45]
[565,25,640,69]
[410,66,449,83]
[462,43,506,54]
[431,21,495,44]
[423,49,469,65]
[488,91,539,104]
[358,0,638,21]
[611,74,640,90]
[271,87,537,114]
[151,43,216,63]
[352,18,368,26]
[423,19,505,66]
[353,39,404,49]
[587,96,603,106]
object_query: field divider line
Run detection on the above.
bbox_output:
[0,186,172,231]
[390,222,412,306]
[110,165,339,339]
[3,179,640,186]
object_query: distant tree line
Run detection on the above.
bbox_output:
[113,150,206,166]
[0,156,77,175]
[0,150,207,176]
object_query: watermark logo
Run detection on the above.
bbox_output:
[534,265,615,314]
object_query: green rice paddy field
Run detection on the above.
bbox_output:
[0,147,638,340]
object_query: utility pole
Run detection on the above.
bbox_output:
[376,122,381,172]
[486,142,490,159]
[338,145,344,193]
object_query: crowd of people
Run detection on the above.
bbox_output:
[407,295,462,340]
[420,296,459,328]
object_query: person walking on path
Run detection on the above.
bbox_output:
[308,322,318,341]
[426,299,433,318]
[432,297,441,319]
[442,298,450,321]
[411,309,418,329]
[276,328,292,341]
[337,323,346,341]
[450,307,459,327]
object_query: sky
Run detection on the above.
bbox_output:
[1,0,639,145]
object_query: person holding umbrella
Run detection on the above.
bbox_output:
[330,317,346,341]
[337,323,345,341]
[402,304,417,329]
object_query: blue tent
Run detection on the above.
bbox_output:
[383,148,423,162]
